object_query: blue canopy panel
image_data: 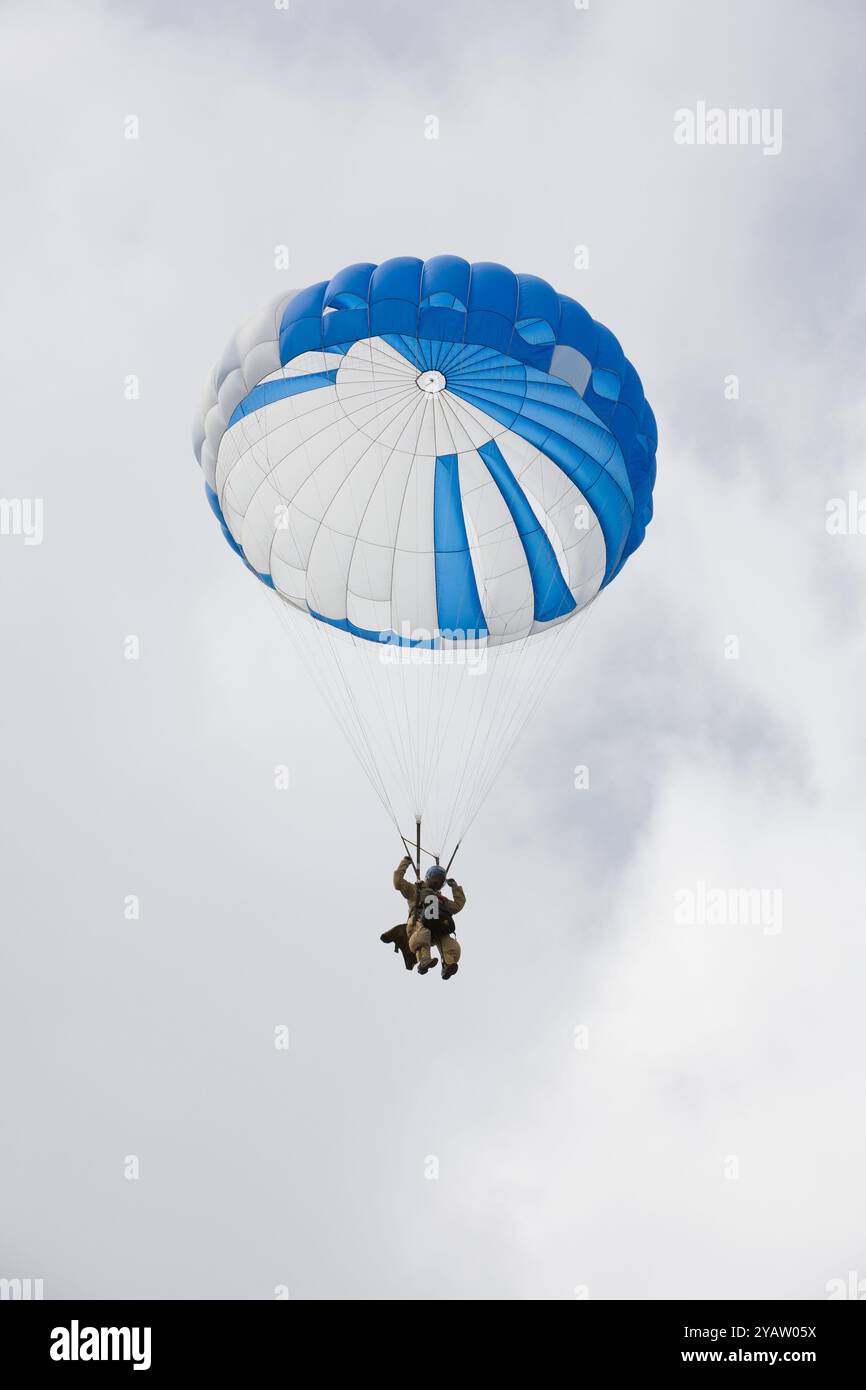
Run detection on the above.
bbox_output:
[227,370,339,428]
[476,441,576,625]
[433,454,488,638]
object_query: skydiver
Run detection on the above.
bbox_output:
[380,855,465,979]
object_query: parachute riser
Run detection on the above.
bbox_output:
[399,834,419,879]
[399,825,460,880]
[444,841,461,878]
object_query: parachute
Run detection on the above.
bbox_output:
[192,257,657,867]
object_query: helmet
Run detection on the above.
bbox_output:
[425,865,447,890]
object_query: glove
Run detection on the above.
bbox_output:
[399,854,412,868]
[446,878,457,888]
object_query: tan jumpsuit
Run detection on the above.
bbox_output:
[393,856,465,967]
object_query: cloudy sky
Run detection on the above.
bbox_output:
[2,0,865,1300]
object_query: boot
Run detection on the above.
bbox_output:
[416,952,437,975]
[441,961,459,980]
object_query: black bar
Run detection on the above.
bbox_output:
[0,1298,861,1374]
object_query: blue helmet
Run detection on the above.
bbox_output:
[425,865,447,889]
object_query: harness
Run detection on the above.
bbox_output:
[409,882,454,934]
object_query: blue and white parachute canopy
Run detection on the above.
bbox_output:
[192,256,657,649]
